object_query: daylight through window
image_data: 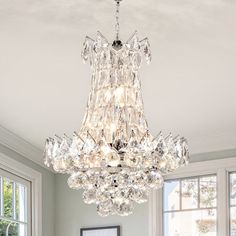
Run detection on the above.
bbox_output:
[230,173,236,236]
[163,175,217,236]
[0,168,30,236]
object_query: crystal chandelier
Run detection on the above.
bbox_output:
[44,0,189,216]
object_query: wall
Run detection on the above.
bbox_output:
[55,174,148,236]
[0,144,55,236]
[2,139,236,236]
[54,148,236,236]
[191,148,236,163]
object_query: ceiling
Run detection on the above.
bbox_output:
[0,0,236,162]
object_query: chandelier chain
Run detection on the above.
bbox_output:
[115,1,120,40]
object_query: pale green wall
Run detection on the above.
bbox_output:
[0,144,55,236]
[55,174,149,236]
[191,149,236,163]
[2,141,236,236]
[54,149,236,236]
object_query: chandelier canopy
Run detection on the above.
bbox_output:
[44,0,189,217]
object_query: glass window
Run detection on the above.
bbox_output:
[0,168,30,236]
[163,175,217,236]
[164,180,180,211]
[230,173,236,236]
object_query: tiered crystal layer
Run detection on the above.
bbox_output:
[44,32,189,216]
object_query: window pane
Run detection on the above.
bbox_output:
[164,180,180,211]
[230,173,236,236]
[231,207,236,236]
[200,176,217,208]
[16,184,27,222]
[0,176,3,216]
[0,170,29,236]
[4,178,13,218]
[182,178,198,209]
[164,209,217,236]
[230,173,236,206]
[0,219,27,236]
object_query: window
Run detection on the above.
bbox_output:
[163,175,217,236]
[150,157,236,236]
[230,173,236,236]
[0,168,31,236]
[0,153,42,236]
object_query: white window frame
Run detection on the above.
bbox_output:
[149,156,236,236]
[0,168,31,235]
[0,152,42,236]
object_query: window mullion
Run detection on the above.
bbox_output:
[217,168,229,236]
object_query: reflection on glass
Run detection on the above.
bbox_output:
[164,180,180,211]
[200,176,217,208]
[182,178,198,209]
[4,179,13,218]
[164,209,217,236]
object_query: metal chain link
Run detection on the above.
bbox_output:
[115,1,120,40]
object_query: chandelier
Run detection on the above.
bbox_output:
[44,0,189,216]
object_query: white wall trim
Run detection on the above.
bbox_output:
[163,156,236,180]
[0,152,42,236]
[149,156,236,236]
[0,125,47,169]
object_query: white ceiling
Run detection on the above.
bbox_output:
[0,0,236,160]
